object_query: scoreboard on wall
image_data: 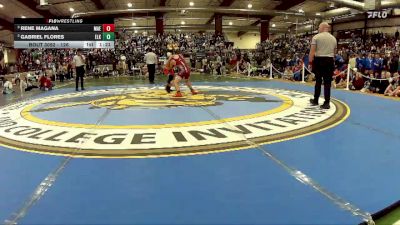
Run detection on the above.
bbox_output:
[14,18,115,49]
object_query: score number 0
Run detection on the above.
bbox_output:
[102,24,115,32]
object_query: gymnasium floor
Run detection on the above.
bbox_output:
[0,74,399,225]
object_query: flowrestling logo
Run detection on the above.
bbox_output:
[0,86,349,158]
[367,9,392,19]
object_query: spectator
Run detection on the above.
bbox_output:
[385,75,400,96]
[4,31,400,98]
[3,79,13,94]
[389,54,399,73]
[56,62,64,82]
[283,67,293,79]
[377,71,391,94]
[20,76,38,92]
[352,72,365,90]
[260,66,269,77]
[39,74,53,91]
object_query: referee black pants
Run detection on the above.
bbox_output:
[312,57,334,104]
[76,66,85,90]
[147,64,156,83]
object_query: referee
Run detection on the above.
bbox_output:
[73,49,86,91]
[309,22,337,109]
[144,48,158,84]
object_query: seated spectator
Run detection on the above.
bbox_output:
[141,65,148,77]
[369,72,381,93]
[333,69,342,84]
[283,67,293,80]
[13,73,21,86]
[93,67,101,78]
[361,72,376,93]
[392,85,400,97]
[385,75,400,96]
[292,64,302,81]
[220,62,226,75]
[103,66,110,77]
[352,72,365,90]
[3,79,14,94]
[238,62,246,74]
[333,69,347,89]
[39,74,53,91]
[376,71,390,94]
[26,77,38,91]
[243,61,252,76]
[26,73,36,83]
[260,66,268,77]
[45,69,55,82]
[117,58,127,75]
[20,77,38,92]
[34,70,41,80]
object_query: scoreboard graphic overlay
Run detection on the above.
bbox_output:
[14,18,115,49]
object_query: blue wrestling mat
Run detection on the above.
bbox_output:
[1,76,399,225]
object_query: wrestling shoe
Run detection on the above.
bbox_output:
[173,91,183,97]
[191,90,199,95]
[165,85,171,93]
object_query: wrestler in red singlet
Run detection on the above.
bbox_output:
[169,54,198,97]
[173,54,191,79]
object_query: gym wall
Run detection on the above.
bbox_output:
[226,33,260,49]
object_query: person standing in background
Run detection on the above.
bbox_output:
[389,54,399,73]
[73,49,86,91]
[349,54,356,70]
[66,61,72,80]
[309,22,337,109]
[144,48,158,84]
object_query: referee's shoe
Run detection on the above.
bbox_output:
[310,99,330,109]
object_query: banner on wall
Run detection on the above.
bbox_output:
[367,9,393,19]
